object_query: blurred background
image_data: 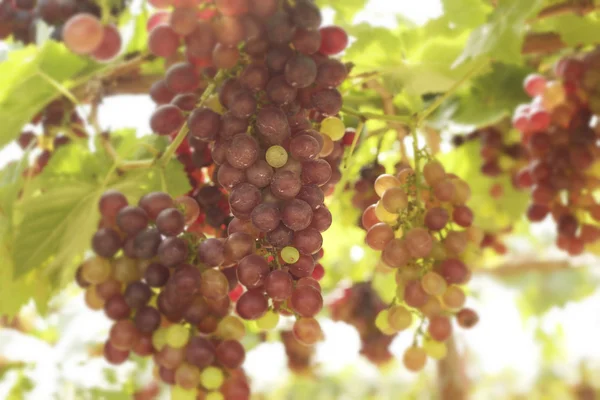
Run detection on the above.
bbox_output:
[1,1,599,399]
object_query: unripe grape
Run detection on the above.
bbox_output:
[166,325,190,349]
[403,346,427,372]
[442,286,466,309]
[266,145,289,168]
[388,305,412,331]
[375,201,398,224]
[374,174,401,197]
[82,257,112,284]
[320,116,345,140]
[256,310,279,330]
[423,337,447,360]
[200,366,225,390]
[175,363,201,390]
[423,161,445,185]
[281,246,300,263]
[152,328,168,351]
[420,296,443,317]
[293,317,323,345]
[381,187,408,213]
[216,315,246,340]
[428,316,452,341]
[404,227,433,258]
[375,310,396,335]
[365,223,395,251]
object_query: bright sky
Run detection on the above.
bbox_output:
[2,0,600,398]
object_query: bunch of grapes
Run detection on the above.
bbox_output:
[330,282,396,365]
[361,160,480,372]
[17,97,90,176]
[0,0,124,61]
[512,47,600,255]
[452,124,529,199]
[77,190,251,400]
[144,0,350,348]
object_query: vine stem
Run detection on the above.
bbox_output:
[157,71,224,168]
[341,106,412,123]
[416,58,489,126]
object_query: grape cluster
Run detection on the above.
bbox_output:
[145,0,349,348]
[452,124,529,199]
[512,48,600,255]
[330,282,396,365]
[17,97,90,176]
[361,161,480,371]
[77,190,251,400]
[0,0,123,61]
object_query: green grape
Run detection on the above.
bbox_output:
[166,325,190,349]
[387,305,412,331]
[423,337,447,360]
[256,310,280,330]
[171,385,197,400]
[374,201,398,224]
[152,327,167,351]
[82,256,112,284]
[375,310,396,335]
[320,116,345,140]
[216,315,246,340]
[281,246,300,264]
[206,392,225,400]
[266,145,288,168]
[200,366,225,390]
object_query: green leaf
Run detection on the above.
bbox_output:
[534,14,600,47]
[438,140,529,232]
[454,0,545,66]
[442,0,492,29]
[0,41,102,148]
[432,62,532,126]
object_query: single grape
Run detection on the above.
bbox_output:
[63,13,104,55]
[236,289,268,320]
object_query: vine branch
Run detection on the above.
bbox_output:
[476,260,571,276]
[530,0,598,22]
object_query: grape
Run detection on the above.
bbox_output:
[442,286,465,309]
[197,238,225,267]
[124,281,152,309]
[237,254,270,289]
[110,320,139,351]
[284,54,317,88]
[292,28,321,55]
[185,337,215,368]
[452,205,474,227]
[113,256,141,284]
[200,366,225,391]
[236,289,268,320]
[116,206,148,236]
[265,270,293,301]
[155,208,185,236]
[139,192,174,220]
[438,258,469,284]
[524,74,546,97]
[166,62,200,94]
[457,308,479,329]
[256,310,280,330]
[421,271,447,296]
[134,306,161,334]
[224,232,254,262]
[422,161,445,185]
[239,63,269,92]
[95,275,122,301]
[404,227,433,258]
[158,237,188,267]
[404,280,429,308]
[266,11,295,44]
[219,112,249,140]
[188,107,221,141]
[230,90,258,119]
[424,207,449,231]
[281,199,313,231]
[165,325,190,349]
[281,246,300,263]
[292,0,322,29]
[256,106,291,145]
[174,363,201,390]
[200,269,230,300]
[133,228,161,259]
[365,223,394,251]
[290,285,323,317]
[214,16,245,47]
[169,7,198,36]
[149,24,179,58]
[296,185,324,210]
[245,160,273,188]
[174,196,200,226]
[403,346,426,372]
[309,207,331,233]
[218,163,247,190]
[158,366,176,385]
[92,24,121,61]
[288,253,315,278]
[150,104,184,136]
[292,317,323,346]
[85,285,105,310]
[315,59,347,88]
[379,239,408,268]
[82,256,112,284]
[216,340,245,369]
[428,316,452,341]
[375,310,395,335]
[292,228,323,255]
[92,228,122,258]
[104,295,131,321]
[301,159,332,186]
[271,170,302,199]
[63,13,104,55]
[266,75,297,105]
[171,93,197,112]
[230,183,261,217]
[104,341,130,365]
[558,214,578,237]
[451,179,471,205]
[213,43,241,69]
[289,134,319,161]
[387,305,412,331]
[156,346,185,369]
[250,203,281,233]
[185,21,216,58]
[443,230,468,255]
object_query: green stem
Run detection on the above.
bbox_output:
[341,106,412,123]
[158,70,224,168]
[118,159,154,171]
[416,58,489,126]
[343,120,365,169]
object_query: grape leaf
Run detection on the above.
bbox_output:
[442,0,492,29]
[533,14,600,47]
[0,41,102,148]
[454,0,545,66]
